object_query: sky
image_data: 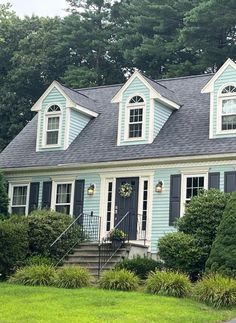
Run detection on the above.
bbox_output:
[0,0,70,17]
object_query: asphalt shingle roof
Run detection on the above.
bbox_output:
[1,73,236,170]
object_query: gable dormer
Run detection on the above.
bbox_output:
[202,58,236,139]
[31,81,98,152]
[111,71,180,146]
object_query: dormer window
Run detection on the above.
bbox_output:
[219,85,236,131]
[127,96,145,139]
[45,105,61,146]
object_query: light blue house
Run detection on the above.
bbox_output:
[1,58,236,258]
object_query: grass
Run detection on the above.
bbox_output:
[0,283,236,323]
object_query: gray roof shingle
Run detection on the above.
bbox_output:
[1,73,236,170]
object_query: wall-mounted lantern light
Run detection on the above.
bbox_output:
[87,184,96,196]
[155,180,164,193]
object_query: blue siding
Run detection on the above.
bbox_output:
[212,65,236,138]
[154,101,172,137]
[120,77,150,145]
[69,109,91,145]
[38,87,66,151]
[6,162,236,254]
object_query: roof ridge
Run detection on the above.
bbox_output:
[140,72,176,94]
[59,81,97,102]
[157,73,214,82]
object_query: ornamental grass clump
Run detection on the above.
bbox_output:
[194,274,236,308]
[99,269,139,291]
[54,266,91,289]
[9,265,56,286]
[146,270,191,298]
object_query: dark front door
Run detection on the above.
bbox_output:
[115,177,139,240]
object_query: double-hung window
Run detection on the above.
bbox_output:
[45,105,61,146]
[219,85,236,131]
[11,185,29,215]
[55,183,72,215]
[181,173,207,215]
[128,96,144,139]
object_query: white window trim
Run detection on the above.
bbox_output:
[51,180,75,216]
[180,172,208,217]
[124,100,146,142]
[9,182,30,216]
[216,83,236,134]
[42,104,63,148]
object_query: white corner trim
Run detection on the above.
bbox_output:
[209,92,214,139]
[149,98,155,143]
[201,58,236,93]
[31,81,76,112]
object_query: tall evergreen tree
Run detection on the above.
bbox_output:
[206,191,236,278]
[181,0,236,73]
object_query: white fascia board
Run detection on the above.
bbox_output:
[201,58,236,93]
[111,71,180,109]
[72,105,98,118]
[31,81,76,112]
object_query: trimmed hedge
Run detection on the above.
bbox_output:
[158,232,203,280]
[0,220,28,278]
[115,256,163,279]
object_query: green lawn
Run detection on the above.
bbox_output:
[0,283,236,323]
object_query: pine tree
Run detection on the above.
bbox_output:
[206,191,236,278]
[0,172,8,219]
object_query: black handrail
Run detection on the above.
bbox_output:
[50,212,100,266]
[98,212,129,276]
[98,211,148,276]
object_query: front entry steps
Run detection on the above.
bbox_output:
[64,242,148,278]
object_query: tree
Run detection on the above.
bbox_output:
[61,0,125,87]
[114,0,200,78]
[206,191,236,278]
[181,0,236,73]
[0,171,9,219]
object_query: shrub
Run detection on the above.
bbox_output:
[177,189,229,251]
[194,274,236,308]
[146,271,191,298]
[158,232,203,280]
[9,265,56,286]
[26,210,83,260]
[115,256,164,279]
[24,256,55,266]
[0,220,28,278]
[0,171,9,220]
[206,192,236,278]
[54,266,91,289]
[99,269,139,291]
[160,189,229,279]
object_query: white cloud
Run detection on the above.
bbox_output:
[0,0,70,17]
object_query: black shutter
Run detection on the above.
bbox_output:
[73,180,85,217]
[28,182,40,214]
[169,174,181,226]
[42,181,52,209]
[224,171,236,193]
[208,172,220,190]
